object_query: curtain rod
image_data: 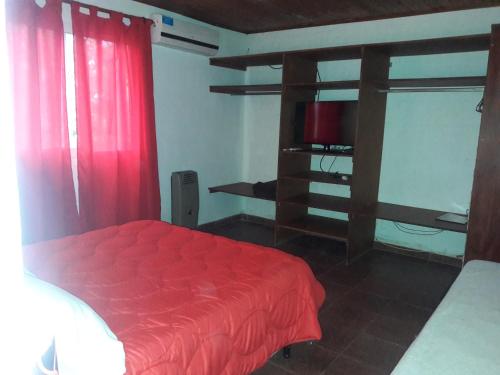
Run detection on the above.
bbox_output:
[60,0,146,21]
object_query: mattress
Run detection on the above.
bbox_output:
[23,220,325,375]
[392,260,500,375]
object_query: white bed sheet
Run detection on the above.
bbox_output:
[392,260,500,375]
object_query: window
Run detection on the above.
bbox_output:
[64,33,79,209]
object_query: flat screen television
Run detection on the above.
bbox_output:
[294,100,357,150]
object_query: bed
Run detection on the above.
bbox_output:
[23,220,325,375]
[392,260,500,375]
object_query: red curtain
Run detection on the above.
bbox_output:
[6,0,79,244]
[71,3,161,231]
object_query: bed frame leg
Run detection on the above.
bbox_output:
[282,345,291,359]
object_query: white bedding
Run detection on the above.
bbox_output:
[392,260,500,375]
[24,272,126,375]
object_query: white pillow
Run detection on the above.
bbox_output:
[23,272,126,375]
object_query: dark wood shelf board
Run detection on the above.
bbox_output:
[383,33,490,57]
[281,171,352,185]
[287,80,359,90]
[388,76,486,88]
[210,84,282,95]
[208,182,275,201]
[281,148,354,157]
[211,52,284,70]
[278,215,349,243]
[283,193,351,213]
[375,202,468,233]
[381,76,486,91]
[210,76,486,95]
[211,34,490,70]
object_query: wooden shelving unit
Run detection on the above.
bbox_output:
[208,29,500,264]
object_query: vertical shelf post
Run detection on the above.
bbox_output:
[466,25,500,262]
[275,55,317,245]
[347,47,390,264]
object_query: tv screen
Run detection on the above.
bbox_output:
[294,101,357,148]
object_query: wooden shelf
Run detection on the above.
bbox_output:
[208,182,275,201]
[211,34,489,70]
[387,76,485,89]
[288,76,485,91]
[381,76,486,92]
[210,76,486,95]
[374,202,467,233]
[211,52,284,71]
[208,184,467,232]
[283,193,351,213]
[281,171,352,186]
[210,84,281,95]
[279,215,348,243]
[287,80,359,90]
[281,148,354,157]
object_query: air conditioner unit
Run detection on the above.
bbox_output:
[151,14,219,56]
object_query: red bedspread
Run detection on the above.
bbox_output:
[23,220,325,374]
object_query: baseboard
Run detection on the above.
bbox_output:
[373,241,463,268]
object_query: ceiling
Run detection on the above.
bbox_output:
[137,0,500,34]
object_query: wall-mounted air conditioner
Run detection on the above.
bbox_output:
[151,14,219,56]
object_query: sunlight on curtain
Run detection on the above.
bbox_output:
[0,0,27,372]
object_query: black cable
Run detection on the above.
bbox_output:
[327,156,337,173]
[392,222,443,236]
[394,222,443,234]
[319,154,338,173]
[316,67,322,101]
[268,65,282,70]
[476,97,484,113]
[393,224,436,235]
[319,153,327,172]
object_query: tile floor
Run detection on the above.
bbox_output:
[201,220,460,375]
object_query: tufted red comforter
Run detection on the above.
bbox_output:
[23,220,325,374]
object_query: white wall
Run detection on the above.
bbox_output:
[65,0,249,224]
